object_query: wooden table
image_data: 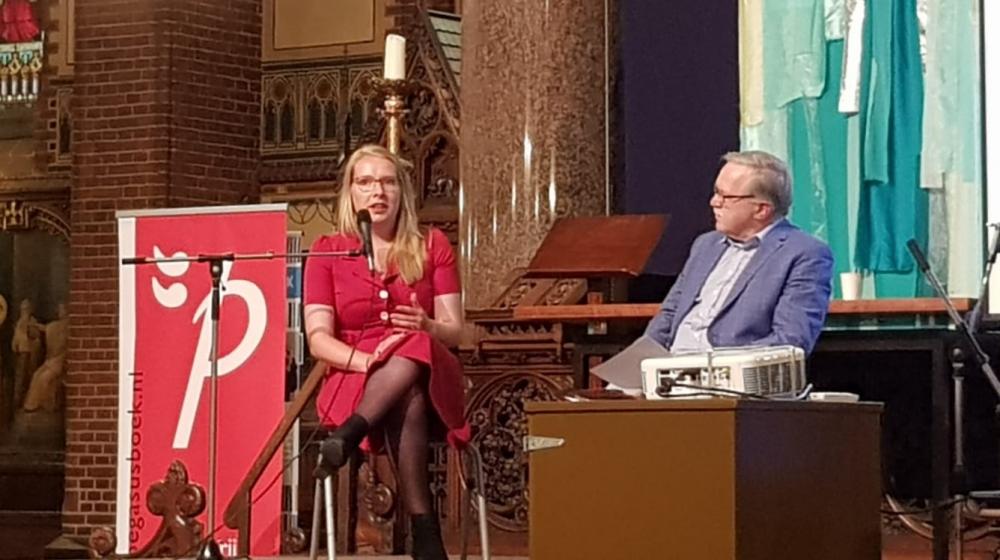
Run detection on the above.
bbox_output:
[509,298,977,560]
[527,399,883,560]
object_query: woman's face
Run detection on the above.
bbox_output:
[350,155,402,233]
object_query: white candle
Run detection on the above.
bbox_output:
[383,34,406,80]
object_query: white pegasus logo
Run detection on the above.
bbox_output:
[149,246,268,449]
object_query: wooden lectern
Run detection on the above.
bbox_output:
[524,214,668,279]
[526,399,882,560]
[467,214,667,371]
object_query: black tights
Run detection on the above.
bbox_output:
[353,355,434,515]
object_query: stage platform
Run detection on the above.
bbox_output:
[4,535,1000,559]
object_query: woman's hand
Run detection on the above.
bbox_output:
[369,332,406,365]
[390,293,432,333]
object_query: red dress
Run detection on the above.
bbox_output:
[304,227,470,449]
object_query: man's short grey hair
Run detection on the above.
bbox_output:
[721,150,792,216]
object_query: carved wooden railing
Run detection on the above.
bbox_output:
[89,461,207,558]
[222,361,327,556]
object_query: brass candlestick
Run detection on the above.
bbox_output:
[371,77,416,155]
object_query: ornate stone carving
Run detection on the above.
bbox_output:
[413,13,460,136]
[1,200,29,229]
[349,66,383,145]
[89,526,116,558]
[0,200,70,241]
[464,372,564,532]
[260,62,383,157]
[54,86,72,163]
[286,199,336,228]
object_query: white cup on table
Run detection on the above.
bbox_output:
[840,271,862,301]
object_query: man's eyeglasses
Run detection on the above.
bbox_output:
[712,189,757,204]
[353,176,400,192]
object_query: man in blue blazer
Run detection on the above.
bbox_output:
[645,151,833,355]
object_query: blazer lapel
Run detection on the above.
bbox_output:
[677,238,728,315]
[717,224,790,313]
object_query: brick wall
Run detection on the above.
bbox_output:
[65,0,261,540]
[166,0,261,206]
[386,0,420,37]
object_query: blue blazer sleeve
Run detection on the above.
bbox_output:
[748,240,833,353]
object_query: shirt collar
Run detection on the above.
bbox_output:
[721,218,784,250]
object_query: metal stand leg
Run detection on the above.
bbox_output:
[951,347,967,560]
[308,470,337,560]
[459,475,471,560]
[460,446,490,560]
[323,475,336,560]
[309,480,322,560]
[471,447,491,560]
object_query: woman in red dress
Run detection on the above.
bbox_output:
[304,144,467,560]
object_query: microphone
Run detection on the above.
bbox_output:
[905,239,931,273]
[357,209,375,273]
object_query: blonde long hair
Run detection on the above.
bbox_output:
[334,144,427,284]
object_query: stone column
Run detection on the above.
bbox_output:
[460,0,610,309]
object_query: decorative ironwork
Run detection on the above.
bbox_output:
[464,372,564,532]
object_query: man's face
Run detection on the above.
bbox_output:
[709,162,770,241]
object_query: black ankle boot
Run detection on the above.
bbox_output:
[411,513,448,560]
[314,414,369,477]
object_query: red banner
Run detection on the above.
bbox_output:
[116,206,286,556]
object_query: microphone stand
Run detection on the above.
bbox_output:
[968,224,1000,333]
[907,240,1000,560]
[121,248,360,560]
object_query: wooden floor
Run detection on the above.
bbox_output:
[882,533,999,559]
[3,528,997,559]
[135,535,1000,560]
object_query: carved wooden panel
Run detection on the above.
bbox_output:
[463,371,568,532]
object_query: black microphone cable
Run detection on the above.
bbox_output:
[172,250,380,559]
[654,378,814,401]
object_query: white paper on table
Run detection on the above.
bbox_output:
[591,334,670,390]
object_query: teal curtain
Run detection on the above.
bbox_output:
[788,40,849,294]
[853,0,928,296]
